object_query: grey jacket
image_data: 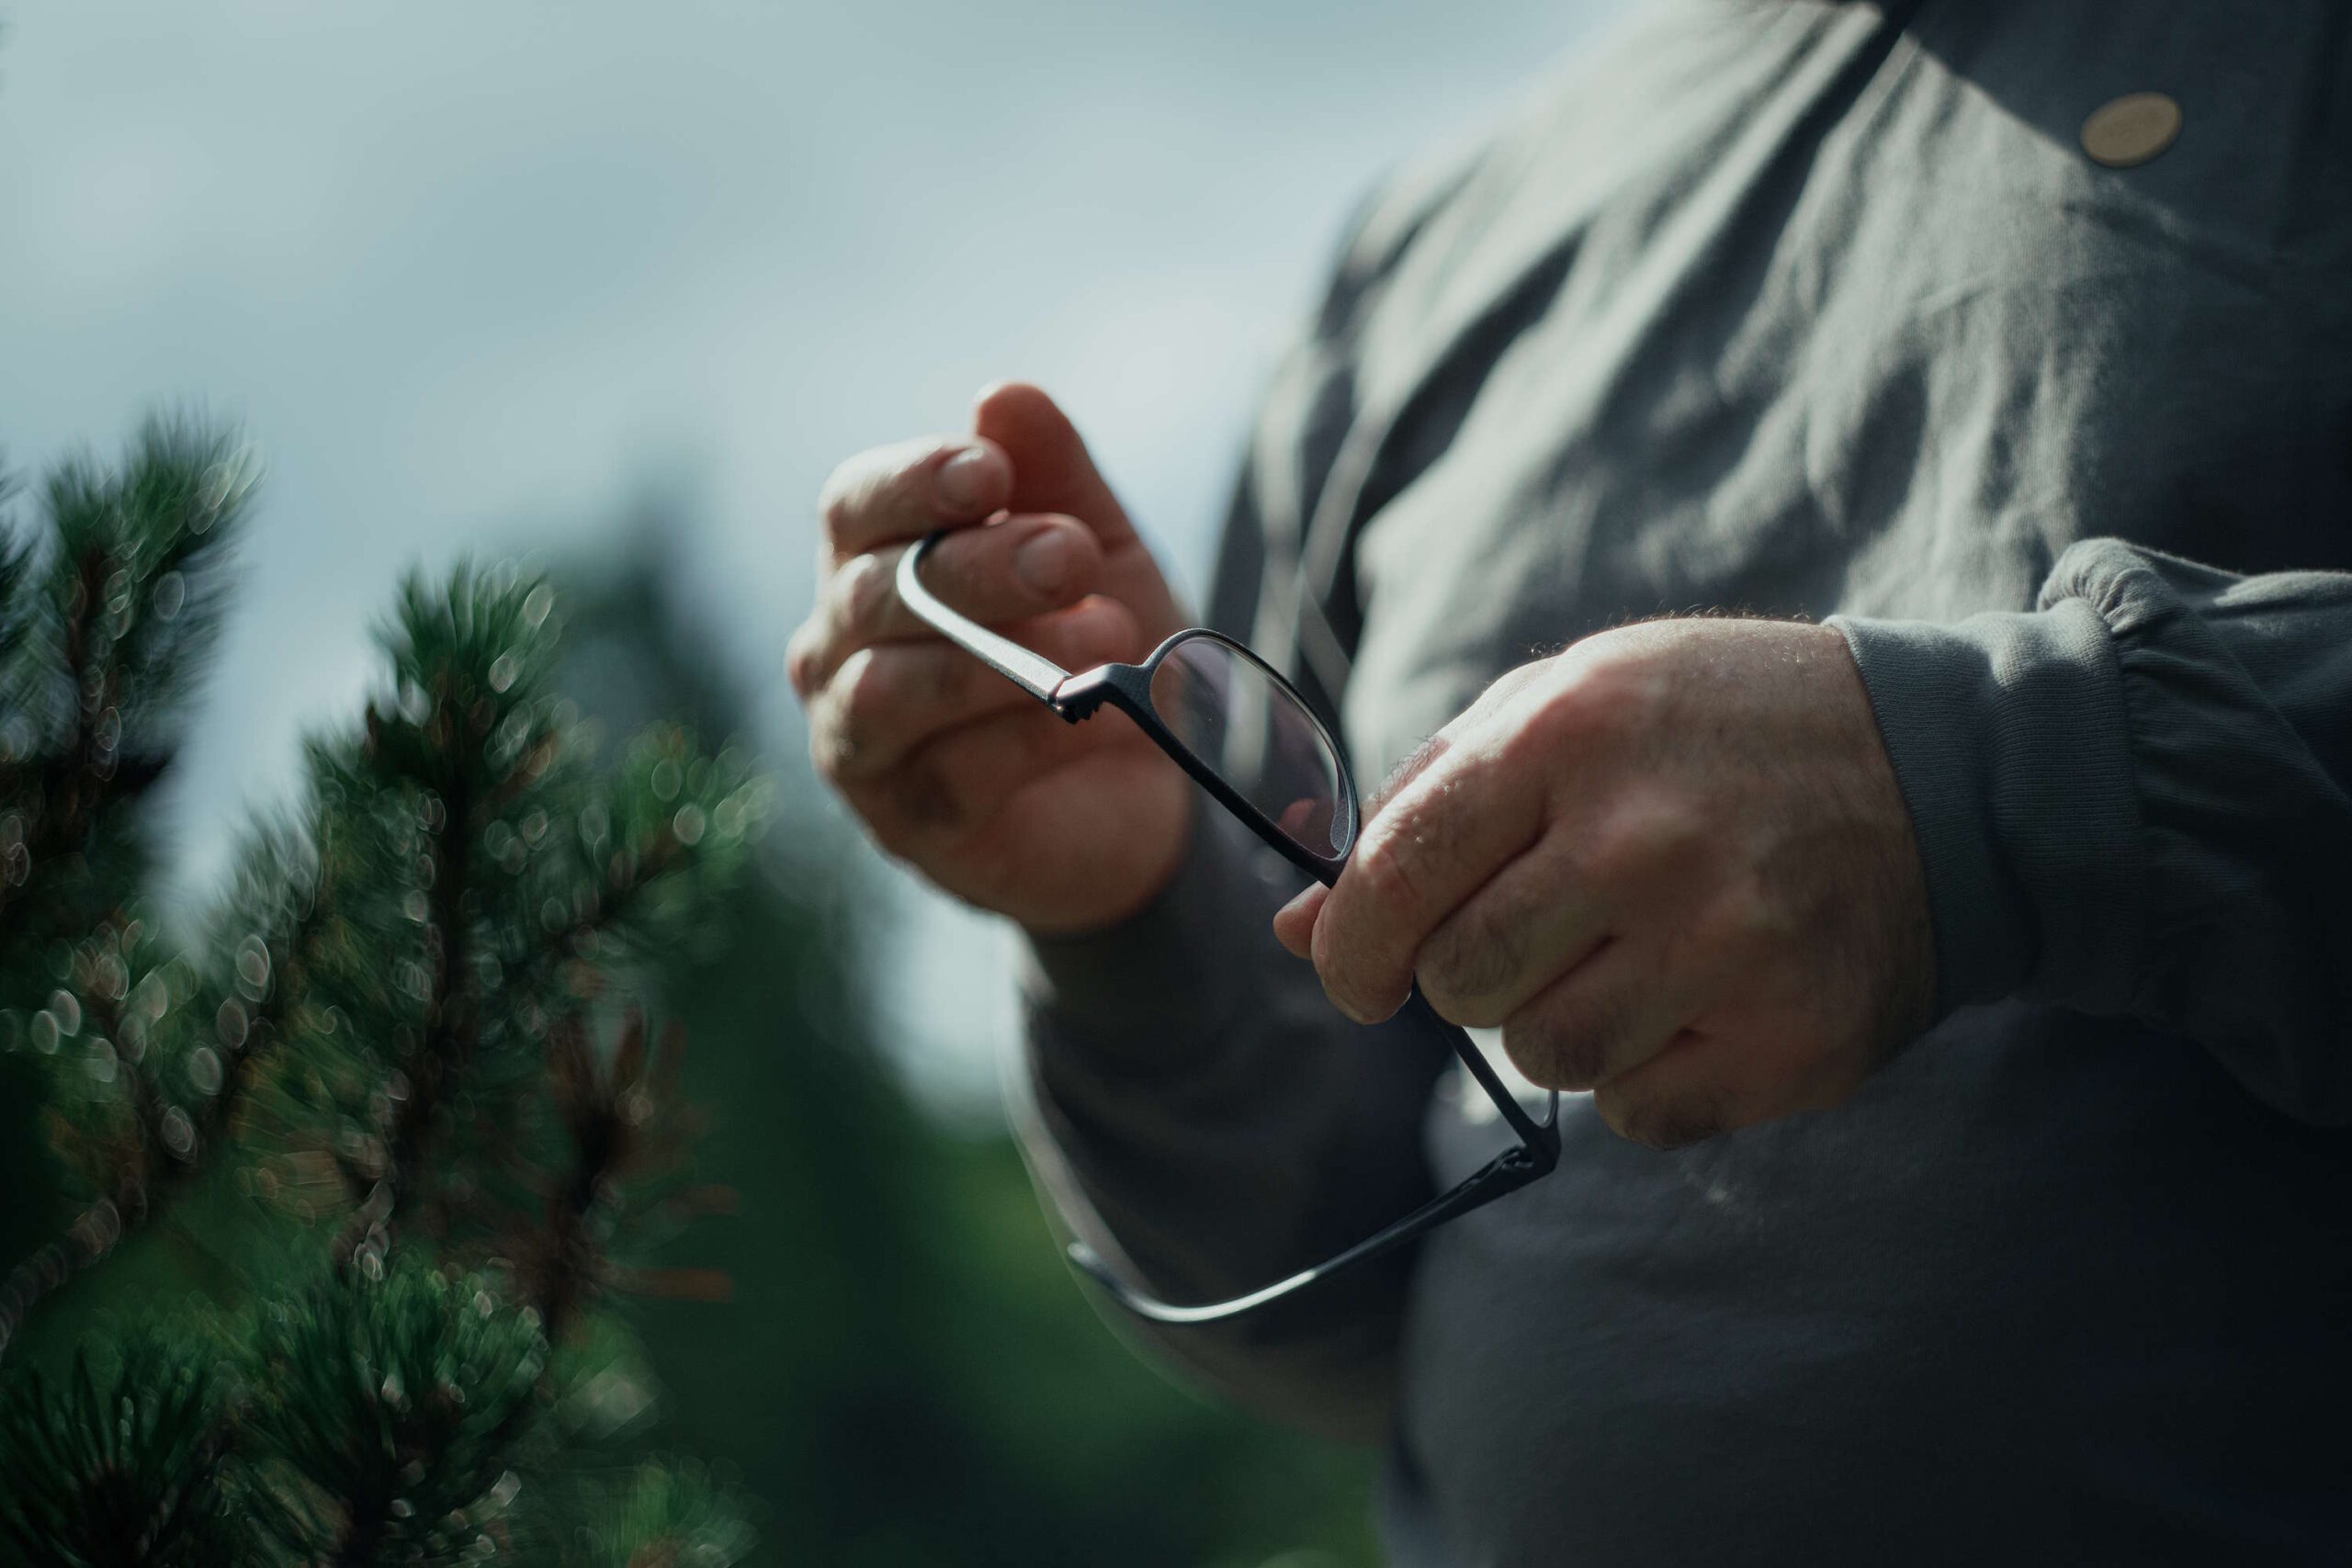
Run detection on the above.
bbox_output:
[1017,2,2352,1561]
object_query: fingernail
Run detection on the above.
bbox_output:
[938,447,998,511]
[1013,531,1074,596]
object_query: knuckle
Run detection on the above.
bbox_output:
[1349,832,1424,914]
[838,550,897,632]
[809,716,854,786]
[785,626,820,697]
[816,458,867,540]
[1526,652,1652,750]
[832,650,893,747]
[1307,916,1390,1023]
[1521,684,1607,757]
[806,679,860,784]
[1039,595,1128,666]
[1651,799,1716,876]
[1702,870,1785,954]
[1575,812,1648,888]
[1478,660,1548,710]
[1503,992,1616,1091]
[1578,795,1692,887]
[1365,735,1453,818]
[1370,748,1495,875]
[1417,904,1527,1026]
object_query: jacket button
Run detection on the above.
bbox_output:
[2081,92,2182,168]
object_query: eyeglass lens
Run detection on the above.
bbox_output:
[1148,634,1355,860]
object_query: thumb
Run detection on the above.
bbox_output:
[971,382,1136,545]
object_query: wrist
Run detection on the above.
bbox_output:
[1021,803,1292,1066]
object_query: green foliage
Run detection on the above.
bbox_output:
[244,1267,547,1564]
[566,1459,754,1568]
[0,417,250,1007]
[0,421,254,1359]
[0,421,764,1562]
[0,1335,240,1567]
[27,421,248,755]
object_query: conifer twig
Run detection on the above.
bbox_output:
[0,878,327,1359]
[335,698,481,1270]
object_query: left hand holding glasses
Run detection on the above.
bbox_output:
[1274,618,1937,1150]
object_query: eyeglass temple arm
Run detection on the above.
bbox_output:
[1069,1139,1550,1326]
[1070,997,1559,1326]
[1409,987,1559,1154]
[899,531,1071,701]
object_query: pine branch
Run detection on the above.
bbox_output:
[0,419,249,957]
[0,524,765,1558]
[0,845,328,1360]
[0,1193,129,1369]
[243,1265,546,1565]
[334,710,481,1272]
[567,1459,756,1568]
[322,561,555,1269]
[511,1010,727,1348]
[0,1334,242,1566]
[0,929,163,1360]
[322,625,761,1271]
[0,545,132,937]
[0,419,256,1356]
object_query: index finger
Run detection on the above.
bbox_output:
[1308,732,1546,1024]
[817,435,1012,561]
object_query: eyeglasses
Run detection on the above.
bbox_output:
[899,531,1559,1325]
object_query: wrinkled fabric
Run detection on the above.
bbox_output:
[1017,0,2352,1561]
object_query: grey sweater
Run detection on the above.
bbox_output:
[1015,2,2352,1561]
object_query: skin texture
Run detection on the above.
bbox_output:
[1272,617,1938,1149]
[796,385,1938,1147]
[788,382,1192,935]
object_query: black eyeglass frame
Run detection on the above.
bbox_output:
[899,529,1559,1325]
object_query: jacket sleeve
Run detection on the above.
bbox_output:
[1013,804,1446,1443]
[1834,538,2352,1121]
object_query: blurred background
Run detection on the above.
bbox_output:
[0,1,1624,1560]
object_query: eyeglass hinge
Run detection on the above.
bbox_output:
[1050,667,1118,724]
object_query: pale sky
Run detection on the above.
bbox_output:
[0,0,1626,1111]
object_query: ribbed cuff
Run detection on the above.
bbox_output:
[1831,600,2143,1019]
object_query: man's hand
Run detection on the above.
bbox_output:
[1273,619,1936,1149]
[788,384,1191,934]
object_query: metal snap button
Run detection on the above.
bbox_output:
[2081,92,2182,168]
